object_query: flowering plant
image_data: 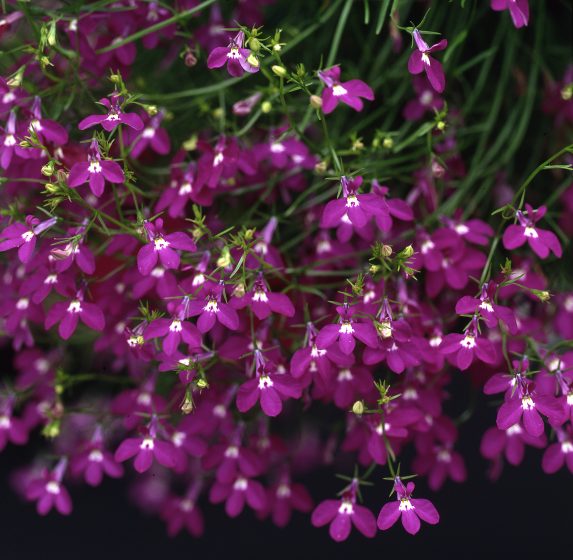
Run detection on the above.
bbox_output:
[0,0,572,543]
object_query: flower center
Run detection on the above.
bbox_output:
[506,424,522,436]
[21,230,35,243]
[523,226,538,239]
[258,375,274,390]
[224,445,239,458]
[561,441,573,454]
[337,368,353,381]
[378,321,393,339]
[421,53,431,65]
[420,90,433,106]
[233,477,248,491]
[213,152,224,166]
[227,47,242,60]
[89,449,104,462]
[339,321,354,335]
[4,134,16,147]
[154,237,170,251]
[142,127,155,138]
[399,498,415,511]
[46,481,61,495]
[67,300,83,313]
[480,300,494,313]
[0,415,11,429]
[345,195,360,208]
[338,500,354,515]
[204,299,219,313]
[521,396,535,410]
[178,182,193,195]
[88,160,102,174]
[277,484,291,498]
[332,84,348,97]
[169,320,182,332]
[270,142,285,153]
[252,290,269,303]
[460,334,476,349]
[16,298,29,310]
[140,438,155,450]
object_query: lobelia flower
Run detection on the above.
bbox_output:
[0,215,57,263]
[25,458,72,516]
[502,204,562,259]
[542,426,573,475]
[126,110,170,158]
[161,482,205,537]
[144,314,202,356]
[137,218,197,276]
[0,111,21,169]
[230,275,295,320]
[440,317,497,371]
[0,400,28,451]
[45,290,105,340]
[184,284,239,333]
[78,92,144,132]
[496,378,563,437]
[207,31,259,77]
[317,65,374,114]
[236,351,302,417]
[316,303,378,356]
[266,474,314,527]
[70,426,123,486]
[455,282,518,334]
[114,416,177,473]
[50,221,96,275]
[27,97,68,145]
[311,479,376,542]
[491,0,529,28]
[68,139,125,197]
[377,477,439,535]
[209,474,267,518]
[408,29,448,93]
[403,75,444,121]
[480,423,546,467]
[320,176,387,230]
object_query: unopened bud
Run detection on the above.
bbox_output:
[436,120,446,131]
[535,290,551,303]
[309,95,323,110]
[561,85,573,101]
[246,53,260,69]
[271,64,287,77]
[42,419,61,439]
[41,161,55,176]
[352,400,365,415]
[272,43,282,52]
[381,244,393,257]
[431,160,445,179]
[383,137,394,149]
[181,394,194,414]
[184,50,198,67]
[196,378,209,389]
[109,73,121,84]
[314,161,327,174]
[44,183,59,194]
[402,245,414,258]
[261,100,272,113]
[248,37,261,52]
[183,134,198,151]
[145,105,158,116]
[217,247,232,268]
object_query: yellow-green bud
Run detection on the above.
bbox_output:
[383,137,394,149]
[382,244,393,257]
[248,37,261,52]
[402,245,414,258]
[261,100,272,113]
[314,161,327,174]
[436,120,446,131]
[196,378,209,389]
[246,53,260,69]
[309,95,322,110]
[271,65,287,78]
[41,161,55,176]
[352,400,365,415]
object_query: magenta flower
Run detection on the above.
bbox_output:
[377,478,439,535]
[236,351,301,417]
[68,139,125,197]
[403,75,444,121]
[161,486,205,537]
[78,93,144,132]
[209,475,267,518]
[502,204,562,259]
[25,459,72,516]
[185,284,239,333]
[268,476,314,527]
[28,97,68,145]
[542,427,573,474]
[316,304,382,356]
[126,111,170,158]
[114,418,177,473]
[45,292,105,340]
[0,111,20,169]
[497,380,563,437]
[491,0,529,28]
[137,218,197,275]
[0,404,28,451]
[321,176,387,229]
[318,65,374,114]
[440,318,497,371]
[0,215,56,263]
[455,282,517,334]
[311,480,376,542]
[408,29,448,93]
[144,315,201,356]
[231,275,295,320]
[481,424,545,467]
[207,31,259,77]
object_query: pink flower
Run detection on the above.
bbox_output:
[542,426,573,474]
[311,480,376,542]
[144,315,201,356]
[25,459,72,516]
[318,65,374,114]
[440,318,497,371]
[207,31,259,77]
[231,275,295,320]
[137,218,197,275]
[0,215,57,263]
[502,204,562,259]
[78,93,144,131]
[408,29,448,93]
[209,475,267,517]
[491,0,529,28]
[185,284,239,333]
[68,139,125,197]
[45,292,105,340]
[377,478,439,535]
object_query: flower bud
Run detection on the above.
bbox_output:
[42,419,61,439]
[271,65,287,77]
[145,105,158,116]
[309,95,323,109]
[261,100,272,113]
[217,247,232,268]
[19,140,31,148]
[181,393,194,414]
[381,244,393,257]
[436,120,446,131]
[248,37,261,52]
[184,50,198,67]
[561,85,573,101]
[246,53,260,69]
[272,43,282,52]
[110,73,121,83]
[196,378,209,389]
[41,161,55,176]
[44,183,59,194]
[314,161,327,174]
[383,137,394,149]
[402,245,414,258]
[183,134,197,151]
[431,160,445,179]
[352,400,365,415]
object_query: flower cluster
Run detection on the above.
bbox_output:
[0,0,571,542]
